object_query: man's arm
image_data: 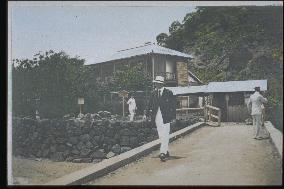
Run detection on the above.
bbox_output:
[260,96,268,104]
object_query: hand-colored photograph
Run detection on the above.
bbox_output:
[7,1,283,186]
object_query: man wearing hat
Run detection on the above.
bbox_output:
[143,76,176,162]
[247,86,268,139]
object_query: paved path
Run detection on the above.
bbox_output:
[87,123,282,185]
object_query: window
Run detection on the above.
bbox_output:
[166,60,175,73]
[177,96,188,109]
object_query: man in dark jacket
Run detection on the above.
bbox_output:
[143,76,176,162]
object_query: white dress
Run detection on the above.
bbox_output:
[127,98,136,121]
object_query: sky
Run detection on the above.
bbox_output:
[9,1,283,65]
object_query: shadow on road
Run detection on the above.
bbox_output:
[151,155,186,160]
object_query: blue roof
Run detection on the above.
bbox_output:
[206,80,267,93]
[166,85,207,95]
[166,80,267,95]
[86,43,193,65]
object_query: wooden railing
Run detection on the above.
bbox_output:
[176,107,203,114]
[204,105,221,126]
[157,72,176,81]
[176,107,204,121]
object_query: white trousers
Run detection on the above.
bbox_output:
[129,109,135,121]
[155,107,170,154]
[252,114,262,137]
[252,114,269,138]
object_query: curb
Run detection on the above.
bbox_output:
[44,122,205,185]
[265,121,283,158]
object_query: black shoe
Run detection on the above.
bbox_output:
[159,153,166,162]
[166,151,170,158]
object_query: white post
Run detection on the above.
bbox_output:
[187,96,190,115]
[225,94,229,122]
[209,107,211,122]
[204,105,207,123]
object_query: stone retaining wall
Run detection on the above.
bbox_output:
[12,112,200,163]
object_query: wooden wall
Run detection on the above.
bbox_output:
[91,55,190,87]
[212,93,250,122]
[153,54,166,76]
[227,105,250,122]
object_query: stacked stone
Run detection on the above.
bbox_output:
[12,111,199,163]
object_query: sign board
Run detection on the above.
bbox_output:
[118,90,128,98]
[78,98,84,105]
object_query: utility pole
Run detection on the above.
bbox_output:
[118,90,128,117]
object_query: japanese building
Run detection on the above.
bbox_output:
[86,42,202,87]
[168,79,268,122]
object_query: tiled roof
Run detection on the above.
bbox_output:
[86,43,192,65]
[166,80,267,95]
[166,85,207,95]
[206,80,267,93]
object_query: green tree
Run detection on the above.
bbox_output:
[156,33,168,46]
[157,6,283,130]
[84,63,152,114]
[111,63,152,92]
[12,51,92,118]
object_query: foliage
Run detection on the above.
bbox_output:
[12,51,90,118]
[157,6,283,129]
[111,63,152,92]
[12,51,154,118]
[156,33,168,46]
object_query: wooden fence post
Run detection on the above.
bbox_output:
[208,107,211,122]
[204,105,207,123]
[218,109,221,126]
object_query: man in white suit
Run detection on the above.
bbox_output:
[247,86,268,139]
[143,76,176,162]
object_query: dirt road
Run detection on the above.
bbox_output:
[12,157,93,185]
[87,123,282,185]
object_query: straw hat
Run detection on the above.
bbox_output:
[153,76,164,84]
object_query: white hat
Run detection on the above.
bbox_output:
[153,76,164,84]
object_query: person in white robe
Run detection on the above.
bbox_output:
[127,94,137,121]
